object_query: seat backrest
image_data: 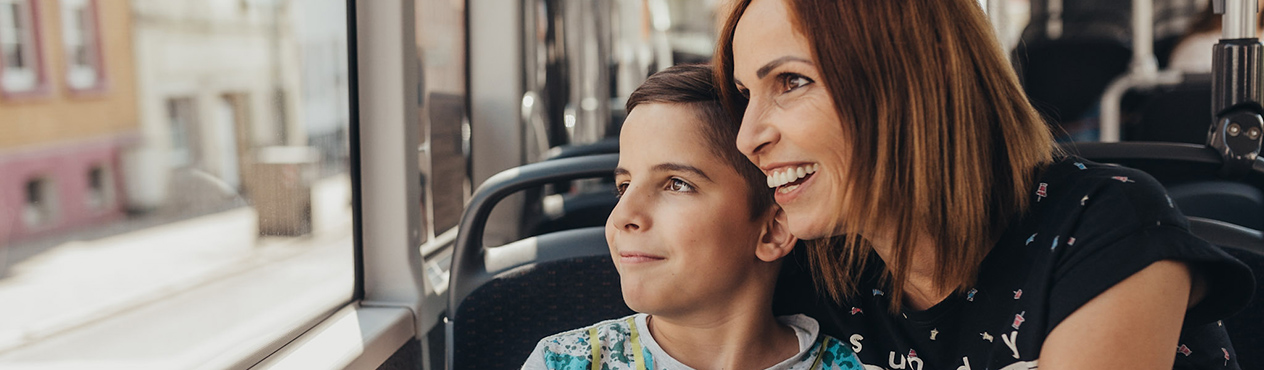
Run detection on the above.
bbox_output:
[1013,39,1131,125]
[450,227,631,369]
[523,138,621,237]
[1130,73,1213,144]
[448,154,631,369]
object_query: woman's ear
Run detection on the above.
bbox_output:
[756,206,797,262]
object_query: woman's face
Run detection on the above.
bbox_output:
[732,0,851,240]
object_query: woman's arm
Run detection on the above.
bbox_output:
[1039,259,1192,369]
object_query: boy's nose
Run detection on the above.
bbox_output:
[608,190,648,232]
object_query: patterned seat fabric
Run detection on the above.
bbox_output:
[453,255,633,369]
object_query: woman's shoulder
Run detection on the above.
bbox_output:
[1028,156,1184,231]
[1001,156,1253,326]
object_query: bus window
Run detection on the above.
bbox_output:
[0,0,353,367]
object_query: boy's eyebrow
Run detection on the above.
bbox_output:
[613,164,713,182]
[654,163,713,182]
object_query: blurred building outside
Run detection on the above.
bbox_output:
[0,0,353,360]
[127,0,304,216]
[0,0,140,249]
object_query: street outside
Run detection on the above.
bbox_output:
[0,175,354,369]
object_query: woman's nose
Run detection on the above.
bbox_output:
[737,103,778,158]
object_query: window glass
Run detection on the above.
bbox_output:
[166,97,197,167]
[0,0,352,367]
[59,0,99,89]
[416,0,468,244]
[0,0,40,92]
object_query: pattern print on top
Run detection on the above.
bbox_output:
[772,156,1255,370]
[522,314,864,370]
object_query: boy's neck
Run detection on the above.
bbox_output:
[645,304,799,370]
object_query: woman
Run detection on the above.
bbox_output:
[714,0,1254,369]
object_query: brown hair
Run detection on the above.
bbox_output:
[714,0,1058,310]
[626,63,775,220]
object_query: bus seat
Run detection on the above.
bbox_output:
[1128,73,1213,145]
[1013,39,1131,125]
[1169,181,1264,231]
[523,138,622,237]
[448,154,631,369]
[543,137,619,161]
[1188,217,1264,370]
[450,228,630,369]
[526,191,618,236]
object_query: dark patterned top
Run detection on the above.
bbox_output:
[774,157,1255,370]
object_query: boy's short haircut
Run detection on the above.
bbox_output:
[625,64,774,220]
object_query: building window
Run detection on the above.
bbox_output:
[22,176,55,228]
[168,97,198,167]
[58,0,100,90]
[0,0,43,93]
[85,164,113,210]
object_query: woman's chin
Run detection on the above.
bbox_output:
[787,215,833,240]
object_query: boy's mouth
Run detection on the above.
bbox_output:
[766,163,818,194]
[618,252,665,264]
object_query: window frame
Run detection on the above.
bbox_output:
[21,175,58,230]
[0,0,49,98]
[253,1,443,367]
[166,96,199,168]
[84,162,114,211]
[57,0,106,93]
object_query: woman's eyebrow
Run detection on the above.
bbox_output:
[614,167,630,177]
[653,163,713,182]
[756,56,813,79]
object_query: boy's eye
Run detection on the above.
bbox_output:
[779,73,813,93]
[666,178,694,193]
[615,182,629,198]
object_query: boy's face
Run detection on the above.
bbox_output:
[608,103,772,316]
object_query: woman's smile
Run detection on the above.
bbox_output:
[763,163,819,203]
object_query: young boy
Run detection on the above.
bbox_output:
[521,64,860,369]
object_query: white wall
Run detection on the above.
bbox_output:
[125,0,302,209]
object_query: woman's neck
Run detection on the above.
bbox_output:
[867,230,953,311]
[647,304,798,370]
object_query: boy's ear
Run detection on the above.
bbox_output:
[756,206,797,262]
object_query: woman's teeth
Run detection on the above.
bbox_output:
[766,164,818,188]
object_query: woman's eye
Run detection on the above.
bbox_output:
[737,87,751,99]
[667,178,694,193]
[780,73,813,93]
[615,182,629,198]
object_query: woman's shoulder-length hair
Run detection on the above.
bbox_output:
[713,0,1059,310]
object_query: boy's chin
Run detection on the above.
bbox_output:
[620,284,669,314]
